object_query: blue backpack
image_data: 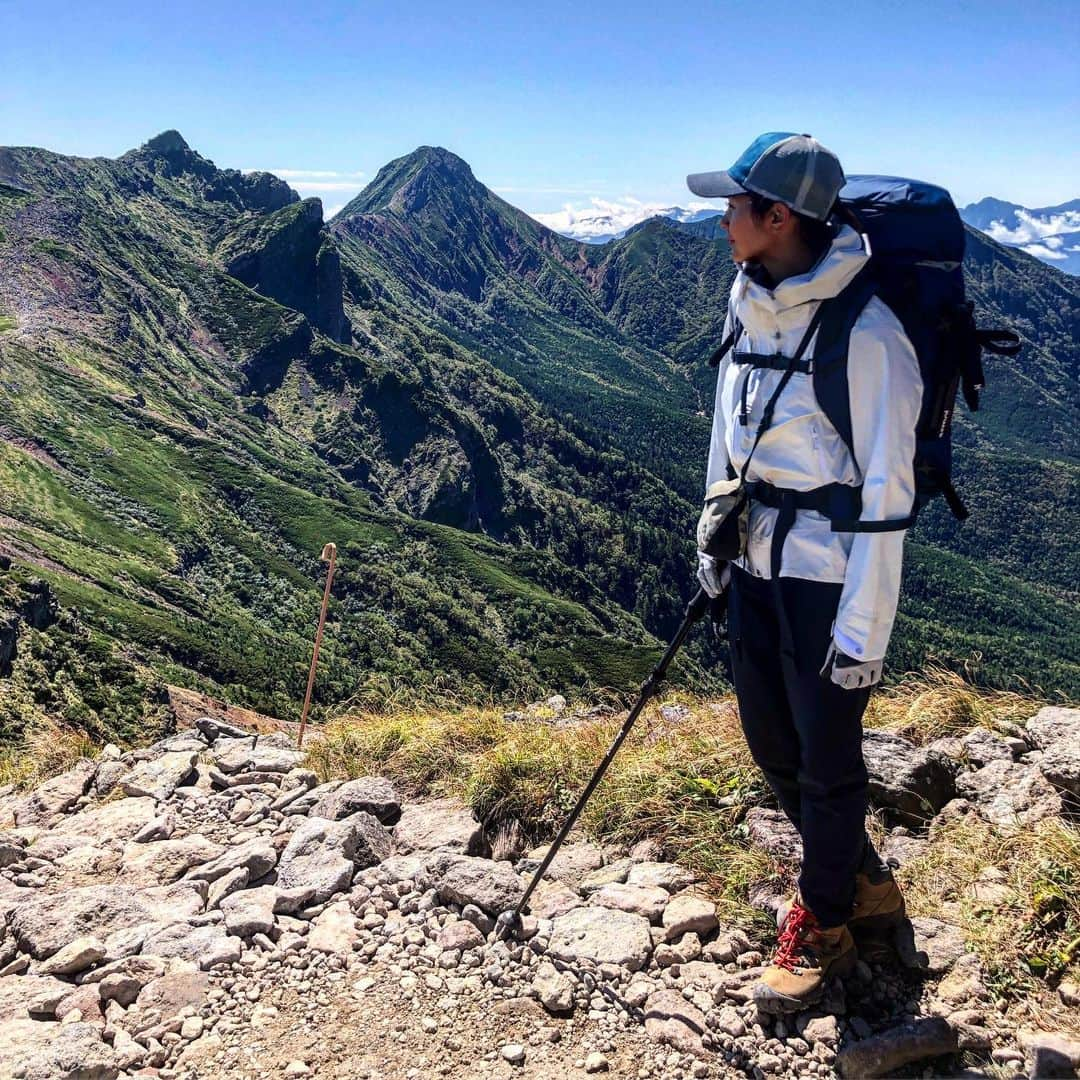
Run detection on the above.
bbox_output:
[711,176,1021,525]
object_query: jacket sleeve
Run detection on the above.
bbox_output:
[833,302,922,662]
[704,306,735,494]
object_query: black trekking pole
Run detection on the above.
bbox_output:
[495,587,713,940]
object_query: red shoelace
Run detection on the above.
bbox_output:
[772,902,819,972]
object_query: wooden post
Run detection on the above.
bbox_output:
[296,542,337,749]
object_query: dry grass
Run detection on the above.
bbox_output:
[867,663,1047,743]
[0,715,98,790]
[307,667,1080,1015]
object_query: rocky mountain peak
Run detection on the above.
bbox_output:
[141,130,191,156]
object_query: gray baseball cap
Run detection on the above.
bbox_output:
[687,132,845,222]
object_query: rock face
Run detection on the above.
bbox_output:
[862,730,955,822]
[14,758,98,825]
[119,750,197,800]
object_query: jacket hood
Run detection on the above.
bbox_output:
[735,224,868,311]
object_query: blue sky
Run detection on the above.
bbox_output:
[2,0,1077,220]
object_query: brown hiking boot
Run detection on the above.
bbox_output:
[776,867,906,934]
[754,902,856,1014]
[850,868,906,932]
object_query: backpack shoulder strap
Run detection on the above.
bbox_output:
[709,317,743,367]
[811,269,879,470]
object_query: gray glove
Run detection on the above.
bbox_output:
[696,552,731,599]
[820,640,882,689]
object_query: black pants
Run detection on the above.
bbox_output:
[728,565,881,928]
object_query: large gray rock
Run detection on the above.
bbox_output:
[896,916,968,975]
[643,989,709,1055]
[548,907,653,971]
[277,817,366,903]
[626,861,697,893]
[140,922,242,969]
[341,811,394,866]
[10,880,205,958]
[37,935,106,977]
[532,960,575,1014]
[185,838,278,884]
[1039,739,1080,800]
[119,834,225,884]
[955,759,1062,826]
[428,854,525,916]
[836,1017,958,1078]
[523,840,605,885]
[1019,1028,1080,1078]
[119,751,198,800]
[591,882,669,923]
[960,727,1014,767]
[0,1019,120,1080]
[52,796,159,842]
[393,798,485,855]
[662,892,718,941]
[0,831,27,868]
[744,807,802,861]
[14,758,97,825]
[118,962,209,1038]
[0,974,69,1022]
[310,776,401,825]
[213,738,304,775]
[219,886,279,937]
[863,730,955,822]
[1026,706,1080,751]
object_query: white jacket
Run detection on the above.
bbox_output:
[706,225,923,662]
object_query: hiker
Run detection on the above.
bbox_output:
[687,133,918,1013]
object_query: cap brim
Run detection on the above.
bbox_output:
[686,170,746,198]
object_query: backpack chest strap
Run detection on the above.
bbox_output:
[733,353,813,374]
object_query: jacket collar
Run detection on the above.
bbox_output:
[735,225,868,311]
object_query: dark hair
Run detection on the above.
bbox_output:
[748,191,835,254]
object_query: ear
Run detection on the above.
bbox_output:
[769,203,794,232]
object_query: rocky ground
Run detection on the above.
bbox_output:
[0,707,1078,1080]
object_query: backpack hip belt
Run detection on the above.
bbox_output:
[745,480,917,534]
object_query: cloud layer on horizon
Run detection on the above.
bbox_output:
[529,196,719,240]
[983,208,1080,262]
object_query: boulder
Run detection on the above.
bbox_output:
[591,882,670,923]
[0,831,27,868]
[744,806,803,862]
[428,854,525,916]
[0,973,69,1021]
[548,907,652,971]
[219,886,280,937]
[308,901,359,954]
[955,760,1062,826]
[1038,739,1080,800]
[52,796,158,842]
[341,811,394,866]
[276,817,359,903]
[93,759,129,797]
[0,1019,120,1080]
[662,892,718,941]
[862,730,955,822]
[185,838,278,884]
[213,738,304,775]
[310,776,401,825]
[626,861,697,893]
[578,859,631,896]
[527,879,583,919]
[37,935,106,977]
[960,728,1014,767]
[1025,706,1080,751]
[643,989,709,1056]
[10,880,205,959]
[1018,1029,1080,1078]
[14,758,97,825]
[896,916,968,975]
[836,1017,958,1078]
[119,834,225,884]
[118,962,209,1038]
[119,750,198,800]
[140,922,242,969]
[523,840,605,885]
[392,797,485,855]
[436,919,486,952]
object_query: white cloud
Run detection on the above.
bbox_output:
[1020,243,1068,261]
[528,197,720,241]
[984,208,1080,247]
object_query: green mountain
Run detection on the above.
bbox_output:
[0,133,1076,751]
